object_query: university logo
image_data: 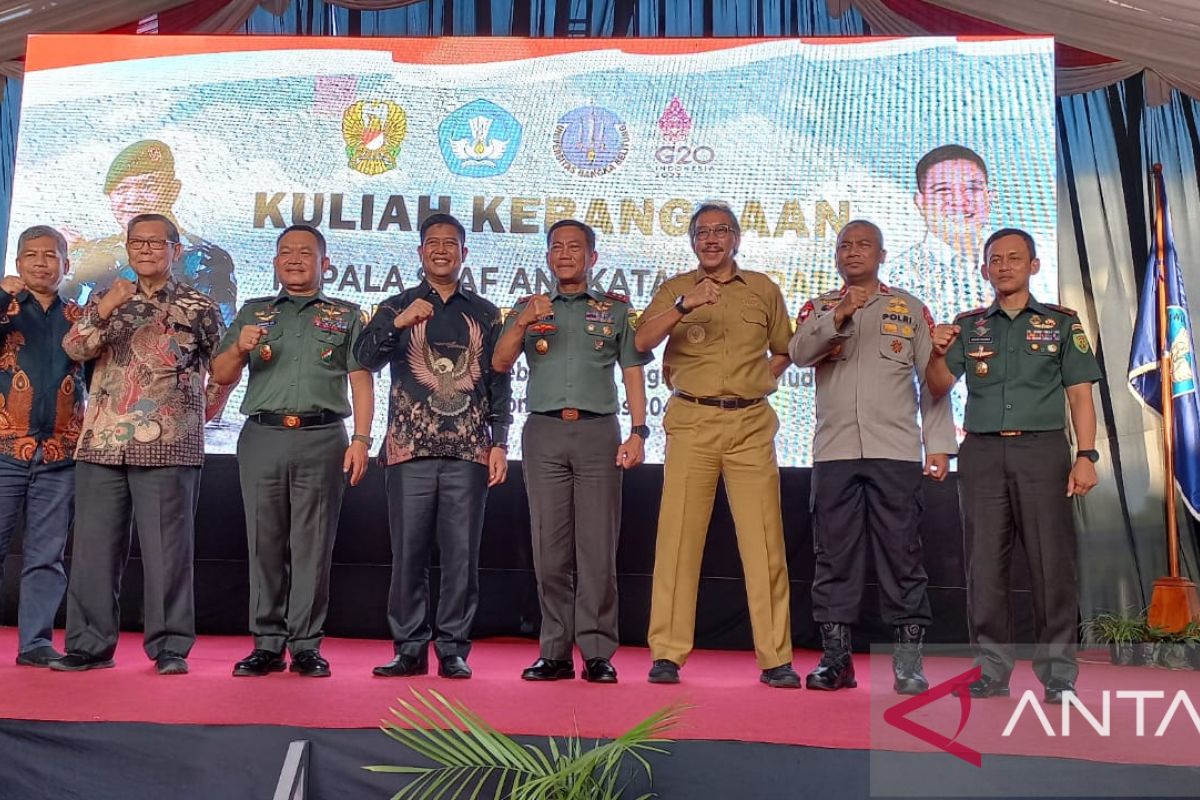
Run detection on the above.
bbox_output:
[438,99,523,178]
[342,100,407,176]
[552,105,630,178]
[1168,306,1196,395]
[652,97,715,177]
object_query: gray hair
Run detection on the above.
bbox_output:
[688,201,741,241]
[17,225,68,260]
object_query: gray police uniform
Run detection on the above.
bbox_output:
[502,287,651,661]
[945,298,1101,685]
[218,291,364,656]
[790,285,957,627]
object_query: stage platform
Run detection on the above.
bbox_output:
[3,629,1200,799]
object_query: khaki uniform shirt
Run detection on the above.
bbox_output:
[789,284,957,463]
[644,267,792,399]
[945,297,1102,433]
[218,291,363,417]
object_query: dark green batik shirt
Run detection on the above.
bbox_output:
[945,296,1102,433]
[502,287,652,415]
[218,290,364,417]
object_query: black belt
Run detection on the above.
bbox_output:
[251,411,341,429]
[532,409,612,421]
[972,430,1055,438]
[673,391,762,410]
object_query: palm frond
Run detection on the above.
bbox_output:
[367,690,688,800]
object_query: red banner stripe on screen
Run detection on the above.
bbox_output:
[23,33,1052,74]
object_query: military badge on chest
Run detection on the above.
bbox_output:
[967,344,995,376]
[313,303,351,334]
[529,321,557,355]
[585,298,615,325]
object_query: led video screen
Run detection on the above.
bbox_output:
[6,35,1056,464]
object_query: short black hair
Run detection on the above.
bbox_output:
[420,213,466,245]
[984,228,1037,261]
[276,224,326,258]
[915,145,989,192]
[837,219,885,250]
[546,219,596,252]
[127,213,179,243]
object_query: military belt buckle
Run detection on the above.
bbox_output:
[562,409,580,422]
[999,430,1022,437]
[283,414,302,429]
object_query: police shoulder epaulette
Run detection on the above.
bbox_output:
[1043,302,1078,317]
[954,306,987,322]
[604,291,630,304]
[818,289,842,301]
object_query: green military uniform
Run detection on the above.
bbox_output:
[945,297,1102,686]
[218,291,364,657]
[502,287,650,663]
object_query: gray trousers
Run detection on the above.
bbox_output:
[237,420,347,655]
[959,432,1078,685]
[385,457,488,660]
[64,462,200,660]
[522,413,622,661]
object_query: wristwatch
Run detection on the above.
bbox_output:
[631,424,651,439]
[1076,449,1100,463]
[673,295,691,315]
[352,434,374,447]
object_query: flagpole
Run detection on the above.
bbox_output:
[1153,164,1181,580]
[1146,163,1200,633]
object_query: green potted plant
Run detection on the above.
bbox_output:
[366,689,686,799]
[1080,610,1148,666]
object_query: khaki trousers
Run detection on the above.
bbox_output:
[647,398,792,669]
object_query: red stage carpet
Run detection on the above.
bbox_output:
[3,628,1198,768]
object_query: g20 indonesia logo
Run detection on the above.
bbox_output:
[552,105,630,178]
[341,100,407,176]
[653,97,715,177]
[438,99,523,178]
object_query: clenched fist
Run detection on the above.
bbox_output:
[833,285,870,327]
[517,294,554,328]
[394,298,434,329]
[98,279,137,319]
[681,279,720,313]
[0,275,26,296]
[931,324,961,357]
[237,325,267,355]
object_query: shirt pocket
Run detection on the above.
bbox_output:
[313,328,348,368]
[586,323,617,354]
[878,320,914,365]
[740,303,769,328]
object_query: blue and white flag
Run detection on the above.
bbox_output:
[1128,173,1200,518]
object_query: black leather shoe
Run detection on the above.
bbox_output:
[582,658,618,684]
[373,653,429,678]
[233,649,286,677]
[15,646,63,667]
[155,651,189,675]
[439,655,472,679]
[48,651,114,672]
[522,658,575,681]
[647,659,680,684]
[955,674,1010,699]
[761,663,802,689]
[290,649,331,677]
[1043,678,1076,705]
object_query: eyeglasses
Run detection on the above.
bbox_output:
[127,238,178,251]
[693,225,735,240]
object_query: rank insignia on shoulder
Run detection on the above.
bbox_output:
[604,291,629,304]
[1045,303,1079,317]
[954,306,988,322]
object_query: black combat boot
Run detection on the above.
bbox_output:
[893,623,929,695]
[806,622,856,690]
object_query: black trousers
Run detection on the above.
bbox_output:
[384,457,488,660]
[810,458,931,627]
[522,413,622,661]
[959,432,1078,684]
[65,463,200,660]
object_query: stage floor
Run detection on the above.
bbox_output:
[4,629,1200,769]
